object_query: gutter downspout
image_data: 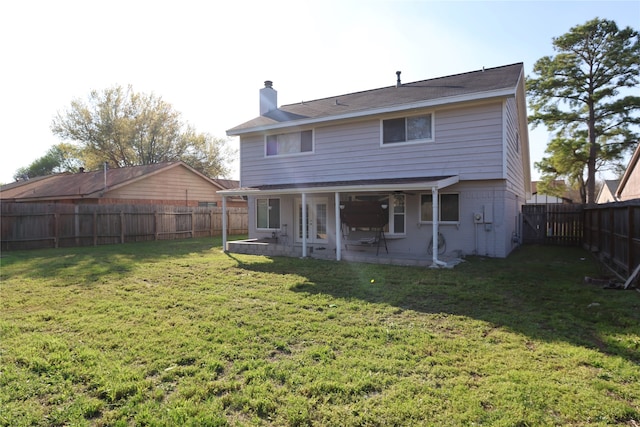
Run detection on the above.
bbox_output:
[222,196,228,252]
[431,186,447,268]
[335,192,341,261]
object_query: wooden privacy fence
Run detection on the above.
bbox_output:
[1,203,248,251]
[522,204,584,246]
[583,201,640,280]
[522,201,640,280]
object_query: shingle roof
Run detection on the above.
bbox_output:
[212,178,240,190]
[603,179,621,194]
[228,63,524,134]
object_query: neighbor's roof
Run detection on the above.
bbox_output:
[227,63,524,135]
[212,178,240,190]
[0,173,68,194]
[0,162,224,201]
[531,180,582,203]
[603,179,621,194]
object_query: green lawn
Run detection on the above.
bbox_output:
[1,238,639,426]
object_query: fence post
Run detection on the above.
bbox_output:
[609,207,615,262]
[93,211,98,246]
[154,211,159,240]
[75,205,80,246]
[120,211,125,243]
[598,208,603,251]
[210,211,214,237]
[628,206,635,278]
[191,211,195,238]
[54,213,59,248]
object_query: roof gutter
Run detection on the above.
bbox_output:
[227,88,517,136]
[217,176,460,197]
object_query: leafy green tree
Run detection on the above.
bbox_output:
[527,18,640,204]
[51,85,232,177]
[13,143,82,180]
[535,128,620,203]
[180,127,235,178]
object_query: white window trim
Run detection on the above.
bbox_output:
[418,192,460,225]
[264,129,315,158]
[380,112,435,147]
[256,197,281,230]
[389,193,406,236]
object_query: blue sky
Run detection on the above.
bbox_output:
[1,0,638,184]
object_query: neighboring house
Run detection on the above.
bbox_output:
[219,63,531,264]
[213,178,242,193]
[615,144,640,201]
[526,193,565,204]
[1,162,246,207]
[596,179,621,204]
[526,181,575,204]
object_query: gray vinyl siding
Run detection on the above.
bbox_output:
[239,102,505,187]
[504,97,526,199]
[246,180,517,258]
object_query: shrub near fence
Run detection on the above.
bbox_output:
[1,203,248,251]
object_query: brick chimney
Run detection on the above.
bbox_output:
[260,80,277,115]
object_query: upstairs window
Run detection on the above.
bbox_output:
[266,130,313,156]
[382,114,433,145]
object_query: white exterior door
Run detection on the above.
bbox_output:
[295,197,328,244]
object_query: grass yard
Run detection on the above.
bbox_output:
[1,238,639,426]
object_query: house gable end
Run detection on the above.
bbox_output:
[616,143,640,201]
[92,162,224,197]
[103,164,224,204]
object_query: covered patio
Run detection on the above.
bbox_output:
[218,175,461,268]
[226,237,464,267]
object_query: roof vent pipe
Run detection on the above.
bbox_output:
[260,80,277,115]
[396,71,401,87]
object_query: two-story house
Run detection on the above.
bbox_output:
[219,63,531,266]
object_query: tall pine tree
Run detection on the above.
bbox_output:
[527,18,640,204]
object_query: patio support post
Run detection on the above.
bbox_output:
[431,186,446,268]
[221,195,228,252]
[302,192,307,257]
[335,192,341,261]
